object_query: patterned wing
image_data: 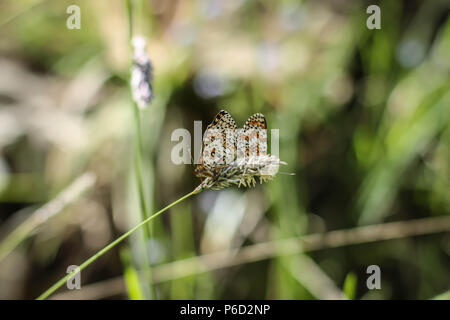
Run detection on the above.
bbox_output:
[206,110,236,131]
[243,113,267,131]
[238,113,267,158]
[195,110,236,178]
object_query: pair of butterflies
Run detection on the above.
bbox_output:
[194,110,268,180]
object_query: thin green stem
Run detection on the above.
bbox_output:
[132,103,151,233]
[126,0,153,298]
[36,187,202,300]
[127,0,150,235]
[126,0,133,40]
[132,102,154,298]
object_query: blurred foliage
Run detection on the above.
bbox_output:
[0,0,449,299]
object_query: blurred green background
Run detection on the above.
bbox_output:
[0,0,449,300]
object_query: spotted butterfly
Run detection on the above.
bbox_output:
[194,110,236,179]
[237,112,268,160]
[195,110,268,180]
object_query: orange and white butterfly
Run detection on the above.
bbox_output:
[194,110,268,180]
[236,112,268,162]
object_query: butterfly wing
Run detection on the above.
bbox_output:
[243,113,267,131]
[239,113,267,158]
[195,110,236,178]
[207,110,236,131]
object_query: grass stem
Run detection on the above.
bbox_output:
[126,0,153,298]
[36,187,202,300]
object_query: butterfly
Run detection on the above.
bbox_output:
[237,112,267,161]
[194,110,268,181]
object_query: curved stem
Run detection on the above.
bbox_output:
[36,187,202,300]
